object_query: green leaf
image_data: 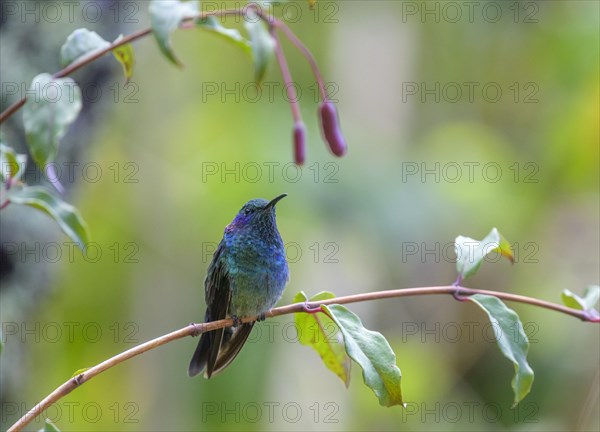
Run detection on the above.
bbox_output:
[149,0,199,66]
[244,17,275,83]
[294,291,351,387]
[197,16,251,54]
[468,294,534,407]
[0,142,27,183]
[562,286,600,312]
[60,28,110,68]
[7,185,90,251]
[38,419,61,432]
[112,35,135,82]
[323,304,404,407]
[23,73,82,169]
[71,367,90,378]
[455,227,514,281]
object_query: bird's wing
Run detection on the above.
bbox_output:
[203,241,232,377]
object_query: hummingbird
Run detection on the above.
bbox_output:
[188,194,289,378]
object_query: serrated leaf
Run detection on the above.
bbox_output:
[455,227,514,281]
[38,419,61,432]
[0,142,27,183]
[7,185,89,251]
[149,0,199,66]
[323,304,404,407]
[23,73,82,170]
[244,17,275,83]
[562,286,600,313]
[294,291,351,387]
[197,16,251,54]
[60,28,110,68]
[112,35,135,82]
[468,294,534,407]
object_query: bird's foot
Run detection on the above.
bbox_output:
[189,322,204,337]
[231,315,241,327]
[257,312,267,322]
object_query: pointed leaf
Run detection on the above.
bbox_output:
[112,35,135,82]
[562,286,600,315]
[582,286,600,311]
[455,227,514,281]
[149,0,199,66]
[0,142,27,183]
[60,28,110,67]
[38,419,61,432]
[323,304,404,407]
[294,291,351,387]
[7,185,90,251]
[468,294,534,407]
[23,73,82,169]
[561,289,586,310]
[245,17,275,83]
[197,16,251,54]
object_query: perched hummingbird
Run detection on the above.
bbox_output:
[188,194,289,378]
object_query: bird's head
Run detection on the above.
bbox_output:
[225,194,287,233]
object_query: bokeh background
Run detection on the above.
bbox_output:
[1,1,598,431]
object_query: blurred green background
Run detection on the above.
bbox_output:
[1,1,598,431]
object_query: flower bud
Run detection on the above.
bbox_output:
[293,121,306,165]
[318,101,347,157]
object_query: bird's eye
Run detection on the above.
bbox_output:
[243,207,253,215]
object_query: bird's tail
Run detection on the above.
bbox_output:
[211,322,254,376]
[188,322,254,378]
[188,329,211,377]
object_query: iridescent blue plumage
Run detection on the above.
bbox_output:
[188,194,289,378]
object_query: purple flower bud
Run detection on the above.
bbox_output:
[293,122,306,165]
[318,101,347,157]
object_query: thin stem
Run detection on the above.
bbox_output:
[273,31,301,123]
[8,284,598,432]
[274,21,328,101]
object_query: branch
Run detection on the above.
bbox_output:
[8,285,598,432]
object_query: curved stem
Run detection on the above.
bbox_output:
[274,21,328,101]
[8,284,598,432]
[273,31,301,123]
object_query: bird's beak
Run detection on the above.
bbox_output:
[265,193,287,210]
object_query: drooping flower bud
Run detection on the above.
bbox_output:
[318,101,347,157]
[293,121,306,165]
